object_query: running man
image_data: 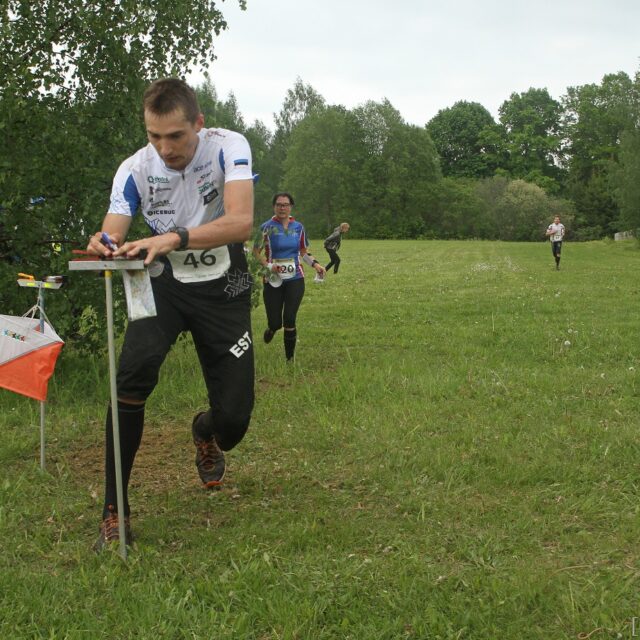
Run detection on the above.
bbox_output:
[545,215,565,270]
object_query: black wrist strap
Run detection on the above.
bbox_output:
[174,227,189,250]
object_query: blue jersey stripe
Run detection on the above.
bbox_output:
[123,174,140,215]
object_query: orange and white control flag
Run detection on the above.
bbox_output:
[0,315,64,401]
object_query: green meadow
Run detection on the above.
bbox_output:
[1,239,639,639]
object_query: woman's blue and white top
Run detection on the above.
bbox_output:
[256,216,309,281]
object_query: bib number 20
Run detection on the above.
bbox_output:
[183,249,217,269]
[275,263,295,276]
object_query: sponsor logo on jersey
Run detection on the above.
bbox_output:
[149,219,177,235]
[148,199,172,210]
[197,171,213,185]
[234,159,249,166]
[148,185,170,202]
[147,176,170,184]
[145,209,176,216]
[198,181,216,195]
[203,189,218,205]
[193,160,212,172]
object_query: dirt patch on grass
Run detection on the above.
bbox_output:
[66,420,204,498]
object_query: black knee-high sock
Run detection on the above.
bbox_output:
[193,409,215,441]
[284,328,297,361]
[103,401,145,518]
[555,255,560,266]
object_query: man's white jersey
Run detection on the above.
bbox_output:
[108,128,253,235]
[547,223,565,242]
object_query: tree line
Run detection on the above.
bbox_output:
[1,2,638,342]
[209,74,640,243]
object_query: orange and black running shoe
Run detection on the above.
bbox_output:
[192,413,226,489]
[93,504,133,552]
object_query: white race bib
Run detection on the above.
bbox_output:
[167,247,231,283]
[272,258,297,280]
[548,224,564,242]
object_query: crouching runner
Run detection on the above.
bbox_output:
[86,78,255,551]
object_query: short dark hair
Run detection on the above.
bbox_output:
[272,192,295,206]
[143,78,200,123]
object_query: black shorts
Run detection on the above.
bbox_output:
[116,264,254,422]
[551,241,562,257]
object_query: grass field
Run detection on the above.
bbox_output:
[1,239,639,639]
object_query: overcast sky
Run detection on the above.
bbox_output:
[187,0,640,129]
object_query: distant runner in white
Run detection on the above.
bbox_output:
[545,215,565,270]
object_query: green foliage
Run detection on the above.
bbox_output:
[422,176,576,242]
[350,101,437,238]
[282,105,359,236]
[244,120,275,217]
[0,0,241,346]
[563,71,640,235]
[427,101,497,178]
[245,245,264,309]
[490,180,557,241]
[611,128,640,233]
[429,178,492,239]
[273,77,327,141]
[283,98,441,239]
[475,177,575,241]
[271,78,326,193]
[497,87,564,191]
[196,80,246,131]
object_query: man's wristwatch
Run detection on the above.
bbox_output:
[173,226,189,251]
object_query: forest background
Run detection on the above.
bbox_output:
[1,1,639,342]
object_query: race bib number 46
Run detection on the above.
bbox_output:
[167,247,231,283]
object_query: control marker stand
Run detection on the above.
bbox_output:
[68,258,145,559]
[17,276,65,470]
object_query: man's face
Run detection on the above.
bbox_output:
[554,216,560,224]
[144,108,204,171]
